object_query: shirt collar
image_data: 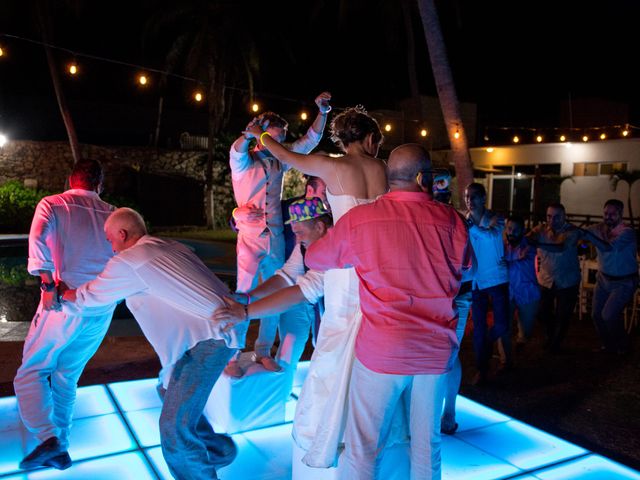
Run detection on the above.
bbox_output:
[65,188,101,199]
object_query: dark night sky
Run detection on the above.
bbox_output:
[1,0,639,145]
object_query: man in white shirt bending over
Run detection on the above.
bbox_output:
[61,208,245,480]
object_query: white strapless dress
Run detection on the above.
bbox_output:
[292,191,372,468]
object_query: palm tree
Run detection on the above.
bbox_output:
[145,0,267,227]
[35,0,81,163]
[416,0,474,205]
[609,169,640,230]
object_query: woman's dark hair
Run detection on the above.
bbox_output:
[330,106,383,151]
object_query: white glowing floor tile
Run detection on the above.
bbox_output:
[72,385,117,419]
[240,423,293,479]
[457,419,587,471]
[66,413,137,461]
[534,454,640,480]
[442,434,521,479]
[455,395,511,432]
[0,451,157,480]
[107,378,162,412]
[0,396,21,432]
[293,361,310,388]
[285,397,297,423]
[145,446,172,480]
[124,407,161,447]
[291,385,301,399]
[147,433,269,480]
[0,426,26,475]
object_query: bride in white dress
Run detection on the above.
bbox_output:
[244,106,388,471]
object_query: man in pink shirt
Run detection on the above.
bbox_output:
[305,144,470,480]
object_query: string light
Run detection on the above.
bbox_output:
[300,112,308,121]
[453,124,460,139]
[560,135,566,142]
[0,46,4,57]
[68,62,78,75]
[599,133,606,140]
[420,129,428,137]
[194,91,203,102]
[513,135,520,143]
[622,128,629,137]
[536,135,543,143]
[384,123,392,132]
[582,135,589,142]
[138,74,148,86]
[251,103,260,113]
[486,147,494,153]
[0,133,7,147]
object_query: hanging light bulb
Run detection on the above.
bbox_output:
[513,135,520,143]
[560,135,566,142]
[420,129,428,137]
[194,91,203,102]
[384,123,392,132]
[300,112,308,121]
[0,46,4,57]
[138,74,148,86]
[68,62,78,75]
[622,128,629,137]
[536,135,543,143]
[582,135,589,142]
[251,102,260,113]
[599,133,606,140]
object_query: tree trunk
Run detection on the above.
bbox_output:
[205,63,227,228]
[417,0,474,206]
[37,3,81,164]
[402,0,422,124]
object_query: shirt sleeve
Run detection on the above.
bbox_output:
[610,226,637,250]
[290,127,322,154]
[305,214,354,271]
[229,146,253,174]
[296,270,325,304]
[75,257,147,309]
[275,244,306,285]
[27,199,55,275]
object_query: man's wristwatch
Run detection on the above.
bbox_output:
[40,281,56,292]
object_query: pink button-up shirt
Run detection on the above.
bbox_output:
[230,128,322,237]
[305,190,470,375]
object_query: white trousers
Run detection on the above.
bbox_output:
[236,231,285,357]
[340,359,446,480]
[13,303,112,447]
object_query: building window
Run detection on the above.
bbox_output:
[599,162,627,175]
[573,163,598,176]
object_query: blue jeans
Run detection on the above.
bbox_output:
[471,283,510,374]
[159,339,236,480]
[592,273,639,352]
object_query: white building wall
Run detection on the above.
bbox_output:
[467,138,640,218]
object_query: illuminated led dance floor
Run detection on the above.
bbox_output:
[1,361,639,480]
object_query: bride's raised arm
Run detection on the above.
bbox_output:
[243,123,334,179]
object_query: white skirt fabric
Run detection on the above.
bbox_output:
[292,266,362,468]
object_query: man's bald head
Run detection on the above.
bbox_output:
[387,144,432,191]
[104,208,147,253]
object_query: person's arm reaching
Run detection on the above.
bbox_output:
[305,214,354,272]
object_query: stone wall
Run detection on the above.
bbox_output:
[0,140,236,227]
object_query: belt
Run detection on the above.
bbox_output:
[599,271,639,281]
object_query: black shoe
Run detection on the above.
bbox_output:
[45,452,72,470]
[19,437,68,470]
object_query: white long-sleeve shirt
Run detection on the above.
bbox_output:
[28,188,116,315]
[230,128,322,237]
[74,236,246,386]
[274,244,324,304]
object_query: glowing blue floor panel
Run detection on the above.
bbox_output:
[1,361,639,479]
